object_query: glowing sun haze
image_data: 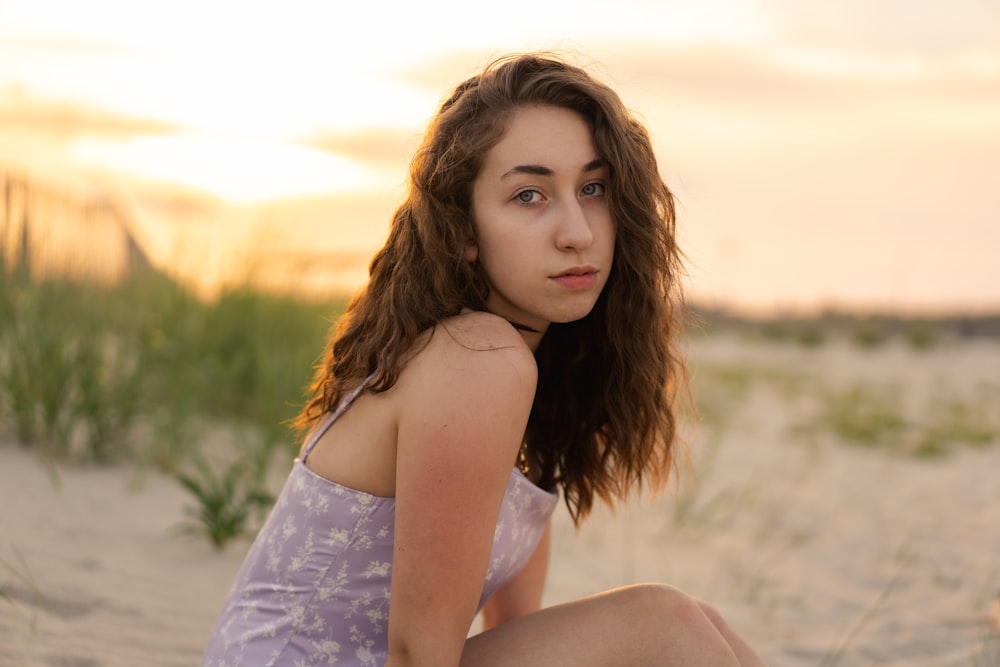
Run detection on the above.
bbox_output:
[1,0,998,313]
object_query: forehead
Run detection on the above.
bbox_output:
[479,105,598,175]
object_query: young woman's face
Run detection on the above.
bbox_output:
[469,105,615,336]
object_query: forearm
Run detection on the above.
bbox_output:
[480,521,551,631]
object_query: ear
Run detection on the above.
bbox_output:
[463,240,478,262]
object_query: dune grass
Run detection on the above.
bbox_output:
[176,457,276,549]
[1,262,344,462]
[690,333,998,461]
[0,543,43,634]
[0,256,346,545]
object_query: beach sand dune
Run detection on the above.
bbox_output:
[1,336,999,666]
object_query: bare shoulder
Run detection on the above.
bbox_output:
[396,311,537,411]
[412,310,535,376]
[441,310,534,355]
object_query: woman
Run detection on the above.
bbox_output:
[201,53,765,666]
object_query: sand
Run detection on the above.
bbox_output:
[1,335,999,666]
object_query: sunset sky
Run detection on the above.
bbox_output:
[1,0,998,312]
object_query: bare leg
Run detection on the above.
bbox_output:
[696,599,766,666]
[461,584,766,666]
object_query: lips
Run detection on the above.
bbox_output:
[551,266,598,290]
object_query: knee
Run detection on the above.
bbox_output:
[695,598,729,631]
[616,583,713,632]
[612,584,756,666]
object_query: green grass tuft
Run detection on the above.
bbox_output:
[176,457,275,549]
[821,384,908,448]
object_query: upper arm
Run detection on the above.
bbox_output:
[387,317,537,665]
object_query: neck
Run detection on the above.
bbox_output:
[507,319,540,334]
[508,319,546,352]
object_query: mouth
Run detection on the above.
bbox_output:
[555,266,594,276]
[551,266,599,290]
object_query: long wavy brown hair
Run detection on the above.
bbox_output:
[296,52,687,524]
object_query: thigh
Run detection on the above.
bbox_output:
[460,584,743,667]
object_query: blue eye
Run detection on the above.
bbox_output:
[516,189,541,204]
[581,182,605,197]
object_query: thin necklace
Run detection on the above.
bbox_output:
[508,319,540,333]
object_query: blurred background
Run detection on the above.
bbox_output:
[3,5,1000,664]
[1,0,998,313]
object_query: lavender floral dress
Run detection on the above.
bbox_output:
[201,377,558,666]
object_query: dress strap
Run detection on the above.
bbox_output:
[301,372,377,463]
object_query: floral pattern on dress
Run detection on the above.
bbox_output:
[201,461,557,667]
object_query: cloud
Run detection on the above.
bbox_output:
[756,0,1000,55]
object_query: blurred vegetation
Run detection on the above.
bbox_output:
[694,361,998,460]
[688,304,1000,347]
[820,384,908,448]
[0,259,344,468]
[0,250,346,545]
[693,360,998,462]
[176,457,276,549]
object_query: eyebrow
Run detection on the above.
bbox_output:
[501,158,604,180]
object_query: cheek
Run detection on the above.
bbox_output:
[588,200,615,239]
[474,214,519,261]
[600,215,617,256]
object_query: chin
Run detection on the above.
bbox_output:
[549,301,600,325]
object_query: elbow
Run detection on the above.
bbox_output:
[384,643,413,667]
[480,603,502,632]
[480,590,541,631]
[480,601,518,631]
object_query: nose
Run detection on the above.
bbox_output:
[555,199,594,251]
